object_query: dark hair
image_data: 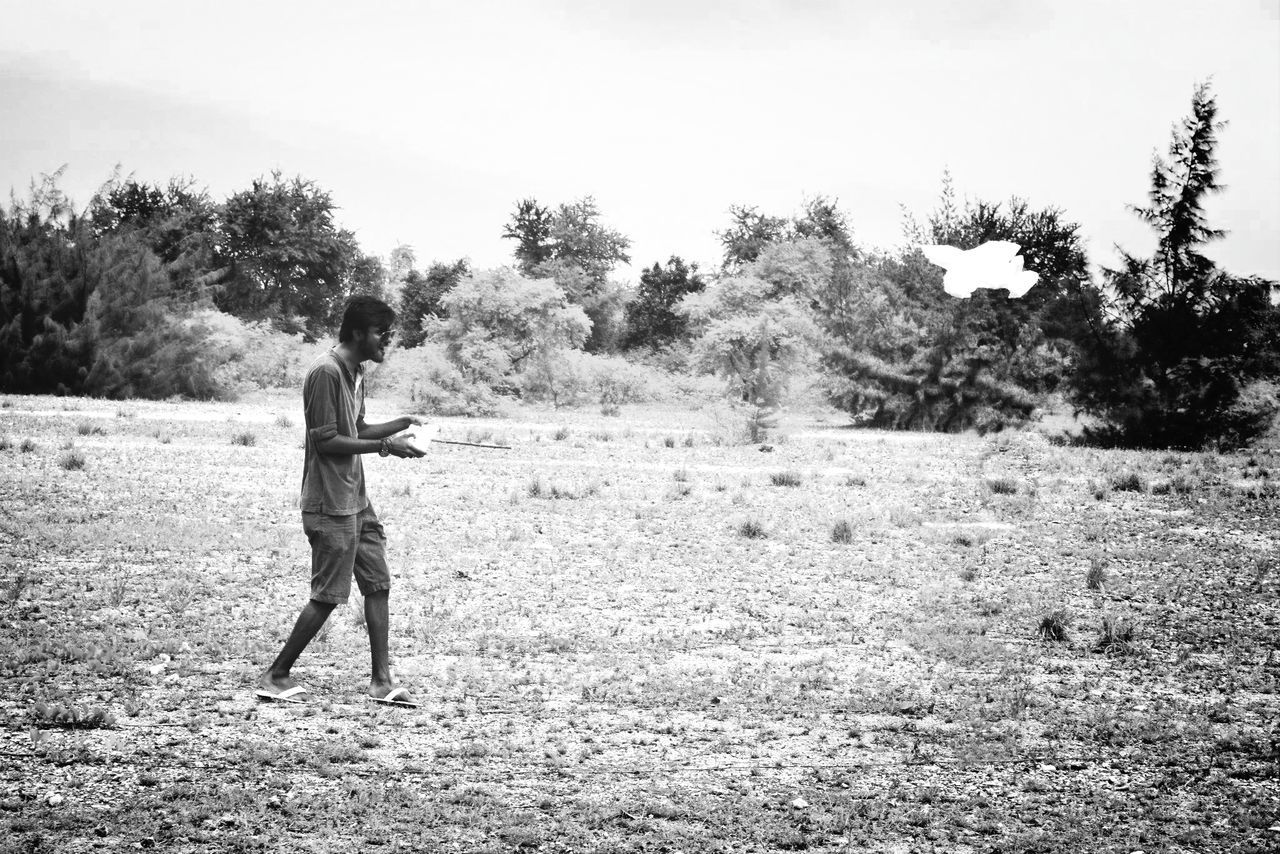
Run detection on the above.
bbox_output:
[338,295,396,343]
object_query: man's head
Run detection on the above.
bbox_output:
[338,295,397,363]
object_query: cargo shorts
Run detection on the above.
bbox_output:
[301,504,391,604]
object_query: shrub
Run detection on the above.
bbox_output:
[204,311,329,393]
[429,267,590,389]
[520,350,656,412]
[771,471,802,487]
[369,343,499,417]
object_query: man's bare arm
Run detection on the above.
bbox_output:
[357,416,423,441]
[314,426,424,458]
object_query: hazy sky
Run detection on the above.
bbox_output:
[2,0,1278,281]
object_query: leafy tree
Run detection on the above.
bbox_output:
[503,195,631,294]
[216,172,363,338]
[622,256,706,350]
[89,175,219,277]
[717,204,790,271]
[78,233,225,399]
[502,199,555,275]
[542,197,631,292]
[503,195,631,353]
[819,180,1097,432]
[1,170,234,398]
[398,258,469,347]
[0,171,96,393]
[681,243,828,440]
[1071,83,1280,448]
[427,267,590,389]
[793,195,856,260]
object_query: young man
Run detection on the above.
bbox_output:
[257,295,426,707]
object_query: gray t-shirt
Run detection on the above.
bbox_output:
[300,350,369,516]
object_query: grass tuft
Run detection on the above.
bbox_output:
[59,450,87,471]
[553,426,570,441]
[0,435,10,451]
[1110,471,1145,492]
[663,436,676,448]
[985,477,1018,495]
[231,431,257,446]
[20,438,36,453]
[1095,616,1138,656]
[1085,557,1107,591]
[770,470,802,487]
[1037,609,1070,642]
[738,520,767,539]
[275,413,293,428]
[830,520,853,544]
[76,422,105,436]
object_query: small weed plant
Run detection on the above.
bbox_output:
[553,426,571,441]
[738,520,767,539]
[76,422,105,436]
[274,413,293,428]
[231,431,257,447]
[771,471,802,487]
[20,438,36,453]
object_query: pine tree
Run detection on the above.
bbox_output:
[1073,83,1280,448]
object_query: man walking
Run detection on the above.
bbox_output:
[257,295,425,707]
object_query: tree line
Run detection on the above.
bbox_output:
[2,84,1276,448]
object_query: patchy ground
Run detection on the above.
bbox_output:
[0,391,1277,853]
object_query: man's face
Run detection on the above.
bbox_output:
[358,326,394,363]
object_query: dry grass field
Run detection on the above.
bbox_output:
[0,391,1277,853]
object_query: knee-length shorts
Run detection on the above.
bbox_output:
[301,504,391,604]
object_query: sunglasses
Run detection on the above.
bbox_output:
[371,329,395,345]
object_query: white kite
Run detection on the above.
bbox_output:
[921,240,1038,299]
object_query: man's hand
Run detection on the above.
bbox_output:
[401,415,428,428]
[386,434,426,458]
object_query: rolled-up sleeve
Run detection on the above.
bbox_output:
[304,367,341,444]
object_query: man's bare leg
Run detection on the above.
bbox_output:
[258,599,337,692]
[365,589,413,701]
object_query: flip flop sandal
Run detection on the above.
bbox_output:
[370,686,419,708]
[255,686,309,704]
